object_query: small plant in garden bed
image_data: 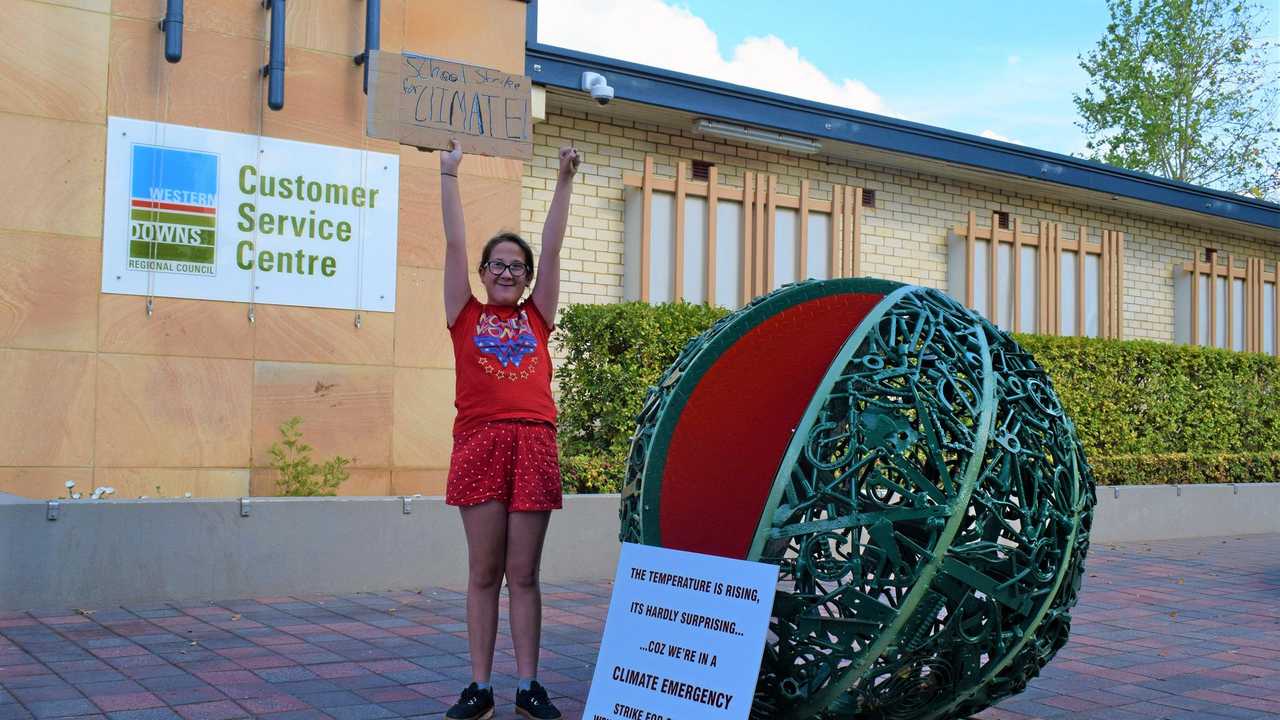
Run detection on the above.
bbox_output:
[268,416,352,496]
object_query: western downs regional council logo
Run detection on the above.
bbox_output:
[128,145,218,276]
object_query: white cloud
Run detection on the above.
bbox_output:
[537,1,1089,155]
[980,129,1024,145]
[537,0,886,114]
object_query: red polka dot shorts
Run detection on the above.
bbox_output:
[446,420,563,511]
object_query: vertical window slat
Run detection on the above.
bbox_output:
[648,192,676,304]
[1084,252,1100,337]
[683,196,707,304]
[807,213,831,281]
[1059,250,1078,337]
[715,200,743,309]
[773,208,798,289]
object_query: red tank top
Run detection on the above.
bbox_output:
[449,295,557,436]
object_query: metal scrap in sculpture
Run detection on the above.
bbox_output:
[621,278,1095,720]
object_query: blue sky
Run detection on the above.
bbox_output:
[537,0,1275,159]
[676,0,1111,152]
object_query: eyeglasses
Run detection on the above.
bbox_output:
[482,260,529,278]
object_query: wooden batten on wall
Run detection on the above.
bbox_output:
[956,212,1125,339]
[1180,255,1279,355]
[624,157,865,305]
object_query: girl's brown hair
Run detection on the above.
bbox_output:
[478,232,535,282]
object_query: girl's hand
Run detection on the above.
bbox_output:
[558,146,581,179]
[441,139,463,175]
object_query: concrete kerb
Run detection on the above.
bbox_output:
[1091,481,1280,542]
[0,494,620,610]
[1,483,1276,610]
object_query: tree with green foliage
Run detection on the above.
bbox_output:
[1074,0,1279,199]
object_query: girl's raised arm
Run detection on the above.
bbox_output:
[441,139,472,326]
[530,147,580,326]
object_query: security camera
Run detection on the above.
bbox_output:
[581,71,614,105]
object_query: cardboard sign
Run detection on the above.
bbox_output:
[102,116,398,311]
[366,50,533,160]
[583,543,778,720]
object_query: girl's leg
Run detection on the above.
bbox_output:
[505,510,552,679]
[459,501,510,684]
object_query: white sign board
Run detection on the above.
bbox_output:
[584,543,777,720]
[102,116,399,312]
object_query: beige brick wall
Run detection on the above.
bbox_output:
[524,106,1280,344]
[0,0,529,499]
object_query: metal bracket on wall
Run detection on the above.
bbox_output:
[240,497,251,517]
[46,501,60,521]
[146,297,154,318]
[352,0,382,94]
[158,0,184,63]
[262,0,286,110]
[401,496,412,515]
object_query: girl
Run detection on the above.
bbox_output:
[440,139,579,720]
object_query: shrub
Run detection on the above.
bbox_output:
[1090,452,1280,486]
[560,453,626,494]
[554,301,1280,490]
[555,301,728,460]
[1013,334,1280,457]
[268,417,352,496]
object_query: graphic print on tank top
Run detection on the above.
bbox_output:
[473,308,541,381]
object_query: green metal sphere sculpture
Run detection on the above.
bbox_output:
[621,278,1095,720]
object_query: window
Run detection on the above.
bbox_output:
[946,211,1125,338]
[1175,254,1278,355]
[624,157,867,307]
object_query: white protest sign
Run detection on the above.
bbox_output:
[584,542,777,720]
[102,116,399,312]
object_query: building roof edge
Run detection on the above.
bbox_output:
[525,40,1279,231]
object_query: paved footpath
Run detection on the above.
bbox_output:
[2,534,1278,720]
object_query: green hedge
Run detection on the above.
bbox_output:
[555,302,1280,491]
[1091,452,1280,486]
[560,453,627,494]
[555,302,727,494]
[556,302,729,459]
[1013,334,1280,456]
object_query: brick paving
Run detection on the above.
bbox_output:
[1,534,1277,719]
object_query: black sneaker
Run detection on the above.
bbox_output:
[515,680,562,719]
[446,682,494,720]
